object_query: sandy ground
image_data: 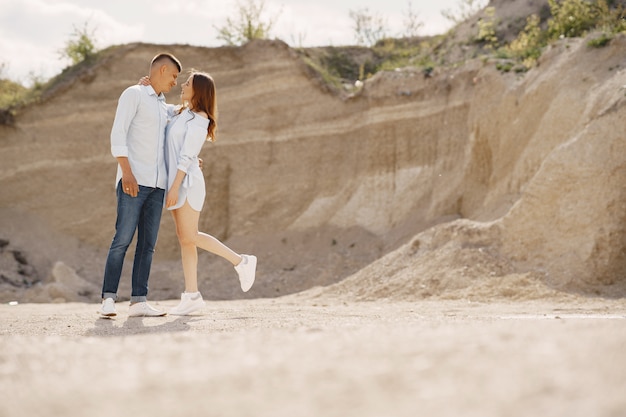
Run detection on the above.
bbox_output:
[1,295,625,417]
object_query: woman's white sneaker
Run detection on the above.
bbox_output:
[235,254,257,292]
[169,292,205,315]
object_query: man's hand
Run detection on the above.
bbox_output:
[117,157,138,197]
[121,174,139,197]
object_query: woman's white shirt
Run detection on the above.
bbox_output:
[164,107,210,210]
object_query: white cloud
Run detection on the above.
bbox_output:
[0,37,56,84]
[154,0,222,16]
[91,13,144,47]
[0,0,143,82]
[273,2,354,46]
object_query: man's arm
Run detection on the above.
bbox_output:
[111,87,140,197]
[116,157,138,197]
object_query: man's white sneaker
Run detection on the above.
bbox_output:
[128,301,166,317]
[234,254,256,292]
[169,292,205,315]
[99,298,116,317]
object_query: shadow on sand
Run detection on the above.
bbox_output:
[84,315,200,337]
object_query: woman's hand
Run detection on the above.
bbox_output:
[166,188,179,208]
[138,76,151,86]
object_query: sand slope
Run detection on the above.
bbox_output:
[0,7,625,303]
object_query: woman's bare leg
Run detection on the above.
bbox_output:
[171,201,242,292]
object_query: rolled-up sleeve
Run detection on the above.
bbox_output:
[176,119,209,173]
[110,87,140,157]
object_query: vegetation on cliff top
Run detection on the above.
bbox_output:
[1,0,625,123]
[299,0,625,93]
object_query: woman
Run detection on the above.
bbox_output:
[160,71,256,315]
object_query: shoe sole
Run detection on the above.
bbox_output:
[99,312,117,318]
[169,304,205,316]
[128,312,167,317]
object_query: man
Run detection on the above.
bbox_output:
[99,53,181,317]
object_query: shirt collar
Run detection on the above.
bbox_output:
[143,84,166,101]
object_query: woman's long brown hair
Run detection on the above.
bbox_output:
[183,72,218,142]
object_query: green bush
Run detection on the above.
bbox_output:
[505,14,544,67]
[495,61,514,72]
[59,22,98,65]
[587,32,613,46]
[0,79,27,109]
[374,38,426,72]
[476,7,499,49]
[594,0,626,32]
[321,48,374,80]
[548,0,597,38]
[494,0,625,72]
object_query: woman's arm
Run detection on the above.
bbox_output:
[176,118,209,173]
[166,169,186,208]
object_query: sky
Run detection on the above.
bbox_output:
[0,0,461,85]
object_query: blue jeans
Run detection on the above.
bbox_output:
[102,182,165,302]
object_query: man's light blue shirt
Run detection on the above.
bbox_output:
[110,84,168,190]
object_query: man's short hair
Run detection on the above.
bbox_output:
[151,53,182,72]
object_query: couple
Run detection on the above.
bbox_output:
[99,53,256,318]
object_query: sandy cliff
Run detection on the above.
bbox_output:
[0,29,625,302]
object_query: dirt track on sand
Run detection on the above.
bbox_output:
[1,296,625,417]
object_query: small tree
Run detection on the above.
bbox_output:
[442,0,489,24]
[216,0,281,46]
[59,21,98,65]
[402,0,424,38]
[350,8,389,47]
